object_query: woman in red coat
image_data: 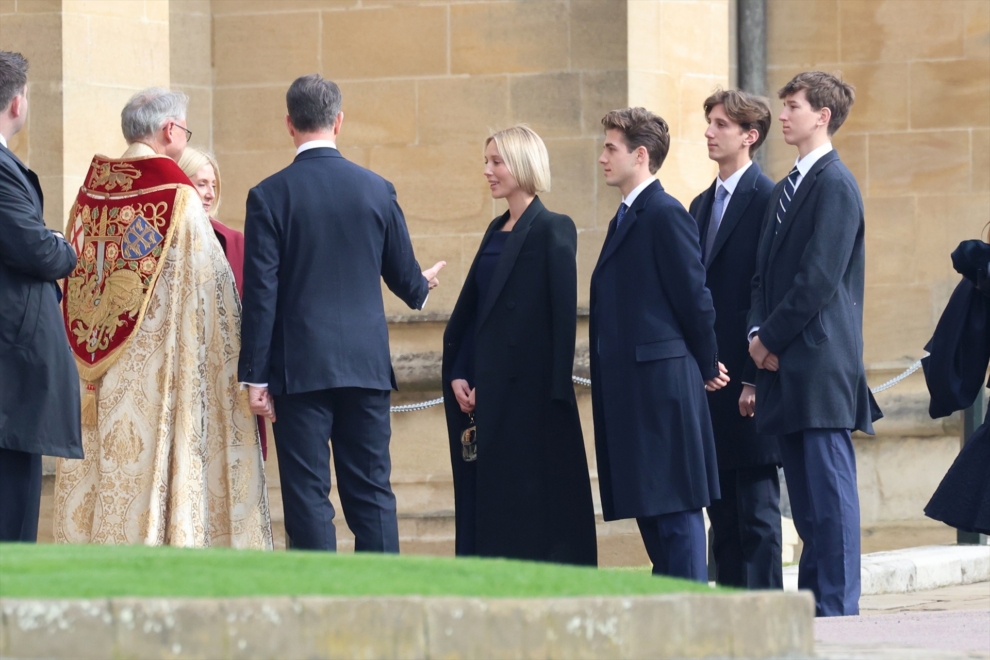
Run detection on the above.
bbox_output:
[179,147,267,459]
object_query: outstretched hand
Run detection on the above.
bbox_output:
[422,261,447,290]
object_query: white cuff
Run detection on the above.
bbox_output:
[240,382,268,389]
[419,292,429,310]
[747,326,760,343]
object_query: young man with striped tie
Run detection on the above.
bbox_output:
[747,71,882,617]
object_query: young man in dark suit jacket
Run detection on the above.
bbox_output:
[239,74,446,552]
[689,89,781,589]
[591,107,729,582]
[748,72,881,616]
[0,51,82,541]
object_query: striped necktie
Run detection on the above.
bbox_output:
[775,166,801,234]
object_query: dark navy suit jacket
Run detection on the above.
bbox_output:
[748,150,881,436]
[238,147,428,395]
[590,179,721,520]
[690,162,780,471]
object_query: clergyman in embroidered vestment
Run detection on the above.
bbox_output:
[53,89,272,548]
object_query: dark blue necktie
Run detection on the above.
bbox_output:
[616,202,629,227]
[775,166,801,234]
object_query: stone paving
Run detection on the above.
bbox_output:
[816,582,990,659]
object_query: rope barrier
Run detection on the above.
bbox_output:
[389,357,928,413]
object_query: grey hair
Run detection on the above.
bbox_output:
[120,87,189,143]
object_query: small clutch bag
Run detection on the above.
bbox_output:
[460,413,477,462]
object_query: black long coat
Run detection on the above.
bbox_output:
[0,143,82,458]
[748,151,882,436]
[590,180,721,521]
[442,198,597,566]
[689,162,780,470]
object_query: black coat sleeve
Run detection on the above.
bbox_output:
[381,181,429,310]
[654,202,719,381]
[239,186,280,383]
[547,216,579,401]
[0,166,76,281]
[758,173,861,355]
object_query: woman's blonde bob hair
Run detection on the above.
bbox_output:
[485,125,551,195]
[177,146,221,216]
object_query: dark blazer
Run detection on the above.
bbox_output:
[748,150,881,436]
[689,162,780,470]
[0,143,82,458]
[239,147,428,395]
[442,198,597,566]
[590,179,720,521]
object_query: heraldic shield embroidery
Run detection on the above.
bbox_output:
[62,155,183,381]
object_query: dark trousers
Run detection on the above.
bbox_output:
[781,428,860,617]
[272,387,398,552]
[636,509,707,582]
[707,464,783,589]
[0,448,42,542]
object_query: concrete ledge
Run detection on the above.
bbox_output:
[1,592,814,659]
[784,545,990,595]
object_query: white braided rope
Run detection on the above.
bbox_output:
[389,358,927,412]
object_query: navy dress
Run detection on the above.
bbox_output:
[924,240,990,536]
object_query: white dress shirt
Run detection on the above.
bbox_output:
[296,139,337,154]
[0,133,7,149]
[621,176,657,210]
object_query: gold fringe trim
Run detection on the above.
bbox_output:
[81,380,99,427]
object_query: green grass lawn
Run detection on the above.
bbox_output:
[0,543,716,599]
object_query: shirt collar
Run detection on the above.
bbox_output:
[794,141,833,178]
[0,133,7,149]
[621,176,656,208]
[296,139,337,155]
[717,160,753,196]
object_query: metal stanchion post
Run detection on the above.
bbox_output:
[957,387,988,545]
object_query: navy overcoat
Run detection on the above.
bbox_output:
[590,179,721,521]
[748,150,881,436]
[0,143,82,458]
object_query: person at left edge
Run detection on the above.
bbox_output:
[0,51,82,542]
[591,107,729,582]
[442,125,597,566]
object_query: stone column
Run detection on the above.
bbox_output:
[627,0,730,205]
[0,0,170,229]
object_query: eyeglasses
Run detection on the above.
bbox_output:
[170,122,192,141]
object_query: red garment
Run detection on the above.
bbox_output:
[211,219,267,460]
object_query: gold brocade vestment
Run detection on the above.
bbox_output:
[54,143,272,548]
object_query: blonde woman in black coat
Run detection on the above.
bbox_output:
[442,125,597,566]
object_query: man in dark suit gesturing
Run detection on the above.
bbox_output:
[239,74,445,552]
[0,51,82,541]
[749,72,881,616]
[591,108,729,581]
[689,89,781,589]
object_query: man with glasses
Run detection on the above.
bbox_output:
[54,88,273,549]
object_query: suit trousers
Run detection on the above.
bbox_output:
[272,387,399,552]
[707,464,783,589]
[0,448,42,542]
[636,509,707,582]
[781,429,861,616]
